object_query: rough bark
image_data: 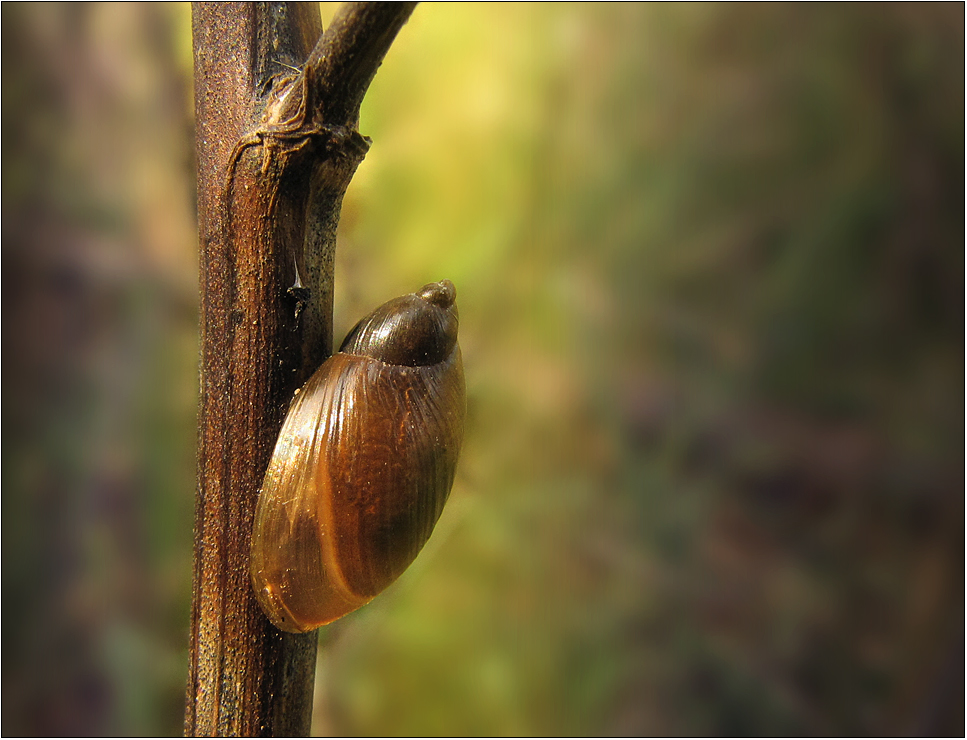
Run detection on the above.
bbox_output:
[186,3,416,735]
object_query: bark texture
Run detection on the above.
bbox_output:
[186,3,416,735]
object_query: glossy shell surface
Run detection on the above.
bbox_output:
[250,281,465,632]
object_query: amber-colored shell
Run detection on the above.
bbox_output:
[250,280,465,632]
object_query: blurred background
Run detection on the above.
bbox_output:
[2,3,963,736]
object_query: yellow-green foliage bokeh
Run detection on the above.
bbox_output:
[314,4,963,736]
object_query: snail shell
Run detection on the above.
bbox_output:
[250,280,465,632]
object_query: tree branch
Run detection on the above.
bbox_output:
[307,2,418,125]
[186,2,416,735]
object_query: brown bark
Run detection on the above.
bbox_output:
[185,3,416,735]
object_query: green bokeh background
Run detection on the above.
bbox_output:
[3,3,963,736]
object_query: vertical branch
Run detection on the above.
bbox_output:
[186,2,416,735]
[187,5,321,735]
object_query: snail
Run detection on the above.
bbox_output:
[250,280,466,633]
